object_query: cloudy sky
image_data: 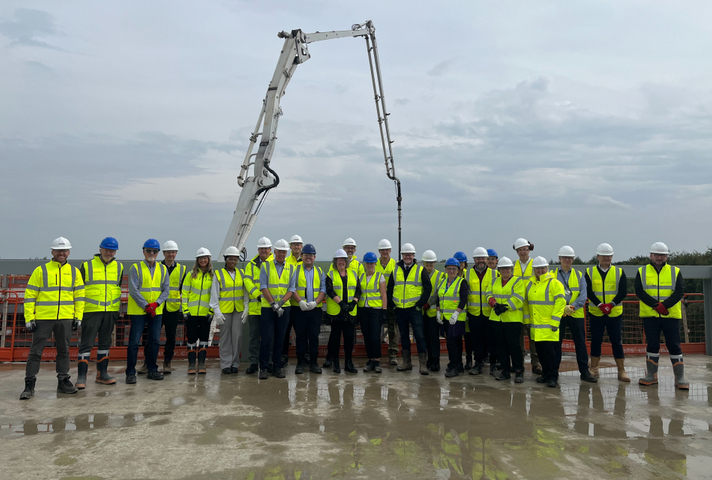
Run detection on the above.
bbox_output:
[1,1,711,262]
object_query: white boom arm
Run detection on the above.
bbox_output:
[221,21,402,259]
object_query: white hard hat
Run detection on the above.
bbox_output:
[256,237,272,248]
[342,238,357,247]
[401,243,416,254]
[195,247,211,258]
[333,249,348,259]
[378,239,392,250]
[596,243,614,256]
[51,237,72,250]
[273,239,290,251]
[223,246,240,257]
[513,238,531,250]
[558,245,575,257]
[472,247,488,258]
[421,250,437,262]
[532,256,549,268]
[650,242,670,255]
[289,234,303,244]
[497,256,514,268]
[162,240,179,252]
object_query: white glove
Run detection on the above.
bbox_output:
[214,311,225,326]
[449,311,459,325]
[241,308,249,324]
[299,300,308,311]
[307,301,317,311]
[271,302,280,312]
[436,311,442,324]
[277,307,284,317]
[209,317,219,334]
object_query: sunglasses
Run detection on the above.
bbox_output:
[144,249,159,254]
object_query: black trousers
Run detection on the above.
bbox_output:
[161,310,182,360]
[492,321,524,373]
[327,317,356,362]
[468,313,495,365]
[293,308,322,360]
[423,314,441,363]
[445,328,463,369]
[78,311,118,355]
[282,315,294,356]
[535,340,562,382]
[25,319,73,381]
[590,314,624,358]
[359,308,382,359]
[186,315,211,345]
[642,316,682,355]
[559,316,590,373]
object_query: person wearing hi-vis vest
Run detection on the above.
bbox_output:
[325,249,361,374]
[584,243,629,382]
[387,243,433,375]
[421,250,443,372]
[282,234,304,366]
[126,239,169,384]
[259,238,297,380]
[554,246,597,384]
[243,237,273,375]
[466,247,498,376]
[512,237,542,375]
[159,240,186,374]
[182,247,215,375]
[486,256,526,383]
[525,256,566,388]
[209,246,245,374]
[376,239,399,366]
[358,252,388,373]
[76,237,123,389]
[20,237,85,400]
[635,242,688,390]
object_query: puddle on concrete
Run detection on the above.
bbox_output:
[0,411,172,437]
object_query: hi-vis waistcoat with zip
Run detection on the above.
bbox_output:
[24,260,85,322]
[638,264,682,319]
[552,267,584,319]
[260,261,294,308]
[358,271,383,309]
[293,265,324,307]
[82,255,123,313]
[586,266,623,317]
[438,276,466,322]
[466,267,496,316]
[326,269,358,316]
[215,268,245,314]
[127,262,167,315]
[392,264,423,309]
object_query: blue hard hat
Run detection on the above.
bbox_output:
[100,237,119,250]
[302,243,316,255]
[362,252,378,263]
[143,238,161,250]
[487,248,498,258]
[453,251,468,263]
[445,257,460,267]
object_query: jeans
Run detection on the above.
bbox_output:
[590,314,624,358]
[493,321,524,373]
[127,314,163,375]
[259,307,290,370]
[25,319,73,381]
[293,308,322,360]
[161,310,181,361]
[395,307,426,353]
[642,316,682,355]
[422,314,441,363]
[559,316,590,373]
[359,308,382,359]
[78,311,118,355]
[218,311,243,369]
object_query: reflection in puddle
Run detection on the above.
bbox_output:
[0,411,171,437]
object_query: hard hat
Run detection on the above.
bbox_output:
[162,240,179,252]
[513,238,533,251]
[596,243,614,256]
[223,246,240,257]
[143,239,160,250]
[273,239,290,251]
[362,252,378,263]
[51,237,72,250]
[422,250,437,262]
[532,256,549,268]
[472,247,488,258]
[342,238,357,247]
[302,244,316,255]
[99,237,119,250]
[333,249,348,259]
[453,251,467,263]
[558,245,575,257]
[256,237,272,248]
[401,243,416,254]
[497,256,514,268]
[650,242,670,255]
[378,239,392,250]
[445,258,460,267]
[195,247,211,258]
[289,234,303,244]
[487,248,498,258]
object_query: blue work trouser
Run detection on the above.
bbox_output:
[642,316,682,356]
[559,317,590,373]
[293,308,322,361]
[395,306,426,354]
[259,307,290,370]
[127,314,162,375]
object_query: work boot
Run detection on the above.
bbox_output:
[310,360,322,374]
[494,370,511,381]
[615,358,630,382]
[445,366,459,378]
[187,350,197,375]
[162,359,173,374]
[671,355,689,390]
[363,360,375,373]
[469,362,483,375]
[147,370,164,380]
[389,354,398,366]
[333,360,341,374]
[580,370,598,383]
[431,359,440,372]
[344,360,357,374]
[373,361,382,374]
[126,374,137,384]
[76,358,89,389]
[20,378,36,400]
[514,371,524,384]
[639,353,659,386]
[246,364,259,374]
[222,368,232,374]
[272,366,285,378]
[418,352,429,375]
[231,366,238,374]
[590,356,600,378]
[95,354,116,385]
[57,377,78,394]
[197,348,207,374]
[259,369,268,380]
[137,360,148,374]
[397,350,412,371]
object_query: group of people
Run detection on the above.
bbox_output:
[19,234,689,400]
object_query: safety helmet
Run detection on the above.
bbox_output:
[401,243,416,254]
[445,258,460,267]
[378,239,392,250]
[472,247,488,258]
[333,249,348,259]
[162,240,179,251]
[289,234,303,244]
[487,248,498,258]
[273,239,290,251]
[196,247,211,258]
[99,237,119,250]
[302,243,316,255]
[51,237,72,250]
[223,246,240,257]
[497,256,514,268]
[558,245,575,257]
[513,238,533,251]
[143,239,160,250]
[342,238,357,247]
[650,242,670,255]
[257,237,272,248]
[422,250,437,262]
[532,256,549,268]
[596,243,614,256]
[453,251,468,263]
[362,252,378,263]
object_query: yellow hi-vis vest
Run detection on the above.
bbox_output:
[293,265,324,307]
[182,270,213,316]
[165,263,187,313]
[466,267,496,316]
[392,263,424,309]
[244,254,272,315]
[586,266,623,317]
[552,268,584,319]
[82,255,123,313]
[24,260,85,322]
[214,268,245,314]
[260,261,294,308]
[514,259,533,281]
[375,257,396,276]
[438,276,466,322]
[425,269,443,318]
[526,274,566,342]
[285,254,302,267]
[487,277,525,323]
[638,264,682,319]
[326,269,358,316]
[127,262,167,315]
[347,258,365,277]
[358,271,384,308]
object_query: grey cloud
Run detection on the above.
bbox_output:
[394,98,410,106]
[586,195,633,210]
[0,9,64,50]
[427,57,457,76]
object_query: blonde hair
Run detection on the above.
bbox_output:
[191,257,213,278]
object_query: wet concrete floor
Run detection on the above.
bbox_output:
[1,355,711,479]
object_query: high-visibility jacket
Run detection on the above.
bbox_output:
[638,264,682,319]
[24,260,85,322]
[587,266,623,317]
[375,257,396,276]
[293,265,324,307]
[82,255,123,313]
[514,259,533,281]
[487,276,525,323]
[165,263,187,313]
[244,254,272,315]
[214,268,245,314]
[552,268,584,319]
[526,274,566,342]
[182,270,213,316]
[358,271,384,308]
[466,267,497,317]
[285,254,302,267]
[425,269,443,318]
[438,277,466,322]
[127,262,167,315]
[392,264,424,309]
[326,269,358,316]
[260,261,294,308]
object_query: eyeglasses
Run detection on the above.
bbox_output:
[144,249,159,254]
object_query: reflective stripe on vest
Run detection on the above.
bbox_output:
[215,268,245,314]
[527,276,565,341]
[326,269,358,316]
[26,261,84,321]
[466,267,496,316]
[127,262,166,315]
[358,271,383,308]
[425,270,443,317]
[292,265,323,307]
[638,264,681,319]
[260,261,294,307]
[184,271,213,316]
[438,276,466,321]
[393,264,423,309]
[83,256,123,312]
[553,268,584,319]
[587,266,623,317]
[488,277,524,323]
[166,264,187,313]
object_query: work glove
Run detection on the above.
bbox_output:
[488,297,497,308]
[347,301,358,313]
[214,311,225,326]
[306,301,317,311]
[72,319,81,331]
[145,302,159,317]
[564,305,575,316]
[241,309,249,324]
[339,301,349,313]
[271,302,280,312]
[25,320,37,333]
[277,307,284,317]
[299,300,308,311]
[654,303,669,315]
[449,311,459,325]
[423,303,430,311]
[436,310,443,324]
[493,304,504,315]
[599,303,612,315]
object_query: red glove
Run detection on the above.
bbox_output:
[423,303,430,311]
[145,302,159,317]
[654,303,669,315]
[488,298,497,307]
[599,303,612,315]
